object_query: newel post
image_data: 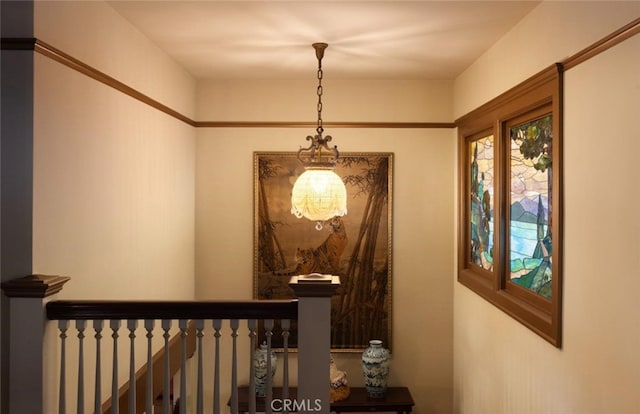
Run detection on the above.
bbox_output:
[289,275,340,414]
[1,274,70,414]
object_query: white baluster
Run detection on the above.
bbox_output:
[213,319,221,414]
[110,320,121,414]
[76,320,86,414]
[248,320,257,414]
[58,320,68,414]
[162,319,172,414]
[179,319,188,413]
[281,319,290,414]
[144,320,155,414]
[230,319,239,414]
[264,319,274,414]
[127,320,138,414]
[195,320,205,414]
[93,320,104,414]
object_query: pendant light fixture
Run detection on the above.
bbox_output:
[291,43,347,230]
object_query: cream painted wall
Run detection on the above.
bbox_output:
[32,54,196,300]
[197,79,453,122]
[32,0,197,300]
[453,3,640,414]
[454,1,640,117]
[31,2,197,410]
[35,0,196,119]
[195,80,455,413]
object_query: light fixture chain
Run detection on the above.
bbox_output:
[295,43,339,168]
[316,62,324,135]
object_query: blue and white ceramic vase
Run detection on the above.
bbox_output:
[254,342,278,397]
[361,339,390,398]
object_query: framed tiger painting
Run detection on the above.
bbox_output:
[253,151,393,352]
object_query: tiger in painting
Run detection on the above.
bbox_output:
[275,216,348,276]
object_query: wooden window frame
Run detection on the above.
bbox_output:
[456,64,563,347]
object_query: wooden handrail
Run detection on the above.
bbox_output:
[46,299,299,321]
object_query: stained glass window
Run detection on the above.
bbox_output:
[509,115,552,299]
[457,64,562,346]
[469,135,494,271]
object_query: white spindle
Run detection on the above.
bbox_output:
[162,319,172,414]
[281,319,291,414]
[230,319,239,414]
[93,320,104,414]
[144,320,155,414]
[76,320,86,414]
[196,320,205,414]
[213,319,221,414]
[58,320,69,414]
[50,303,301,414]
[264,319,274,414]
[127,320,138,414]
[179,319,188,413]
[110,320,121,414]
[248,319,257,414]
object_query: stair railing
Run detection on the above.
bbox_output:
[1,274,339,414]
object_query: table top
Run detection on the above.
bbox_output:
[329,387,414,411]
[233,386,414,413]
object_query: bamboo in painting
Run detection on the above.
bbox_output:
[254,152,393,351]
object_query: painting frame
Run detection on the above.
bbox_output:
[254,151,393,352]
[457,64,563,347]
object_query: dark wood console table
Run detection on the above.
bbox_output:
[231,386,414,414]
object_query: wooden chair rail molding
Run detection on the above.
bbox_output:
[561,16,640,70]
[2,17,638,131]
[0,37,455,129]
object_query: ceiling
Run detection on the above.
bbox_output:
[107,1,540,80]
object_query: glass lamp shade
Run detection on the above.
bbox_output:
[291,168,347,222]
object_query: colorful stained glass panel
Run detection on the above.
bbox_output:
[509,115,552,299]
[469,135,494,271]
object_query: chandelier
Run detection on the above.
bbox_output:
[291,43,347,230]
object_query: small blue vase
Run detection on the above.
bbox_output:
[361,339,390,398]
